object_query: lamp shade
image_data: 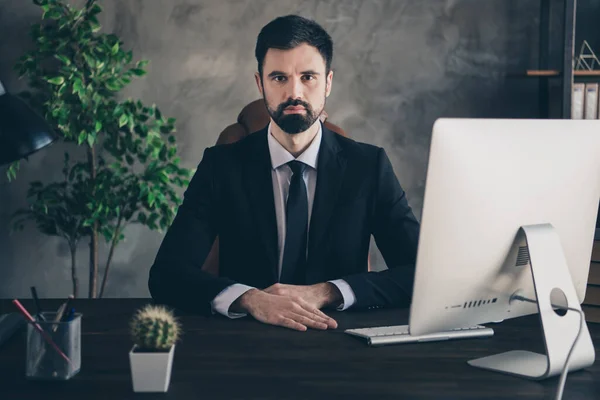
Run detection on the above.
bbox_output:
[0,82,58,166]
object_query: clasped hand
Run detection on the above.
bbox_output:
[231,283,341,332]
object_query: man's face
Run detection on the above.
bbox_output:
[255,43,333,134]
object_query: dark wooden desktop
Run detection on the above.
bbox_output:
[0,298,598,399]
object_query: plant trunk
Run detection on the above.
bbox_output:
[88,147,98,298]
[89,223,98,298]
[98,220,122,299]
[70,242,78,299]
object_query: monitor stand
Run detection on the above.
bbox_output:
[468,223,595,380]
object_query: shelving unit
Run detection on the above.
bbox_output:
[522,0,577,118]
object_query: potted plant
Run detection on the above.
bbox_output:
[128,304,181,393]
[8,0,193,299]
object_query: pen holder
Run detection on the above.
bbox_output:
[25,311,82,380]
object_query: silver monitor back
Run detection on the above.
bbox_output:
[409,118,600,336]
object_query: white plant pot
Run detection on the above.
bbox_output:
[129,344,175,393]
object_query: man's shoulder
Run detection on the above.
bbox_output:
[328,130,383,160]
[205,128,266,159]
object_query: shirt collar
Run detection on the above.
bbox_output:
[267,121,322,170]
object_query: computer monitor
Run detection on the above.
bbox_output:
[408,118,600,379]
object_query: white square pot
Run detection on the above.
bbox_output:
[129,344,175,393]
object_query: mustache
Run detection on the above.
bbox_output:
[277,99,311,112]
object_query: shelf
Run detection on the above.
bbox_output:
[527,70,560,76]
[525,70,600,77]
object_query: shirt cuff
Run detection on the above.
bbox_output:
[328,279,356,311]
[210,284,255,319]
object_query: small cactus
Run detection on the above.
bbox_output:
[130,304,181,352]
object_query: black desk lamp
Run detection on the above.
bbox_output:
[0,81,57,165]
[0,80,58,347]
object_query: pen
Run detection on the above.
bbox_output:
[11,299,72,365]
[30,286,45,322]
[65,308,75,322]
[53,295,74,331]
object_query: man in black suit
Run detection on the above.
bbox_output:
[148,15,420,331]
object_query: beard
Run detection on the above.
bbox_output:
[263,88,325,134]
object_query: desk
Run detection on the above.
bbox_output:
[0,298,599,399]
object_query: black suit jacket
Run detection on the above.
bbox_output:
[148,124,420,316]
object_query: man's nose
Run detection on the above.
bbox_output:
[288,77,304,101]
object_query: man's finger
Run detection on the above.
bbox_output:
[278,316,307,332]
[294,305,333,326]
[297,301,337,329]
[319,313,338,329]
[289,313,328,330]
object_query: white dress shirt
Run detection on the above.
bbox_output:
[210,122,357,318]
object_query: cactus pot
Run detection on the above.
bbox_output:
[129,344,175,392]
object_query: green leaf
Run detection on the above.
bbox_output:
[83,53,96,69]
[105,79,120,91]
[90,3,103,15]
[102,228,112,242]
[95,121,102,132]
[137,60,150,68]
[119,113,128,127]
[6,161,20,181]
[87,133,96,147]
[130,68,146,76]
[78,131,86,145]
[45,9,62,20]
[113,105,124,117]
[111,42,119,55]
[147,213,159,228]
[147,193,156,208]
[55,54,71,66]
[72,78,83,94]
[47,76,65,85]
[90,19,102,33]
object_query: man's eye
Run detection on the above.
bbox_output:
[273,76,286,82]
[302,75,315,81]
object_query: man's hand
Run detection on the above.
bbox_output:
[264,283,343,310]
[230,288,338,332]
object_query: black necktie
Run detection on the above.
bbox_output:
[280,160,308,284]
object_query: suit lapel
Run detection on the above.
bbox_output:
[307,127,346,269]
[242,127,279,282]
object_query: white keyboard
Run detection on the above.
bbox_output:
[344,324,494,346]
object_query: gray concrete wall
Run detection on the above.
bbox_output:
[0,0,597,298]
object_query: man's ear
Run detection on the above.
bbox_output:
[254,72,263,97]
[326,69,333,98]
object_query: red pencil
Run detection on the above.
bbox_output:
[12,299,72,366]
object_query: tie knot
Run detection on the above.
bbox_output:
[288,160,306,175]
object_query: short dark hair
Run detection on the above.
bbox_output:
[255,15,333,79]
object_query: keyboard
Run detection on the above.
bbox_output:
[0,313,25,347]
[344,324,494,346]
